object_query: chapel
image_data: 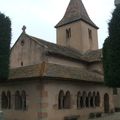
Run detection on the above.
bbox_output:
[0,0,119,120]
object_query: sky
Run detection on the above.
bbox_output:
[0,0,115,48]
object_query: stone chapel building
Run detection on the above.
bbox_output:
[0,0,119,120]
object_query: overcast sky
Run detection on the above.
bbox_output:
[0,0,115,48]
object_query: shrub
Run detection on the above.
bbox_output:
[0,13,11,80]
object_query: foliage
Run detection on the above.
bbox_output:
[103,5,120,87]
[0,12,11,80]
[89,113,95,119]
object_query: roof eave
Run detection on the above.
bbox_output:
[55,18,99,29]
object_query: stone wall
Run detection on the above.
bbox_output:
[56,21,98,53]
[0,80,41,120]
[44,80,114,120]
[10,34,46,69]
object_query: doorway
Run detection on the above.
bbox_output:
[104,93,109,113]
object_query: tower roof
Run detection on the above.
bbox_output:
[55,0,98,29]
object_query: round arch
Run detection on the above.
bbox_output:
[58,90,64,109]
[7,91,11,109]
[104,93,110,113]
[82,91,87,108]
[77,91,81,109]
[88,92,92,107]
[1,91,8,109]
[64,91,71,109]
[95,92,100,107]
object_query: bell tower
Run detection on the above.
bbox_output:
[55,0,99,53]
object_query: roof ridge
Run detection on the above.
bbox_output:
[25,33,101,63]
[26,34,84,54]
[25,34,49,49]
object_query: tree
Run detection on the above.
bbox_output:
[0,13,11,80]
[103,4,120,87]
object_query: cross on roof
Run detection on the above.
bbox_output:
[22,25,26,33]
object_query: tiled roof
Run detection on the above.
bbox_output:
[9,63,103,83]
[9,64,44,80]
[45,63,103,83]
[55,0,98,29]
[83,49,102,62]
[27,34,102,63]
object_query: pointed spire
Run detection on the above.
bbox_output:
[55,0,98,29]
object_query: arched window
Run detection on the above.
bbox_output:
[22,91,26,110]
[93,92,96,107]
[80,96,84,108]
[104,93,110,113]
[95,92,100,107]
[77,92,81,109]
[1,91,8,109]
[88,92,92,108]
[15,91,22,110]
[88,29,93,49]
[90,92,94,107]
[82,91,87,108]
[66,28,71,47]
[66,28,71,39]
[86,96,89,108]
[64,91,71,109]
[58,90,64,109]
[7,91,11,109]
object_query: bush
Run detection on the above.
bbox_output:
[0,13,11,80]
[103,4,120,87]
[89,113,95,119]
[96,112,102,118]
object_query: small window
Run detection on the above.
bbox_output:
[85,97,89,107]
[21,40,24,46]
[22,91,27,110]
[80,96,84,108]
[113,88,118,95]
[88,92,92,108]
[95,92,100,107]
[15,91,22,110]
[58,90,64,109]
[88,29,92,40]
[1,91,8,109]
[82,91,87,108]
[64,91,71,109]
[21,61,23,66]
[77,92,81,109]
[66,28,71,39]
[7,91,11,109]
